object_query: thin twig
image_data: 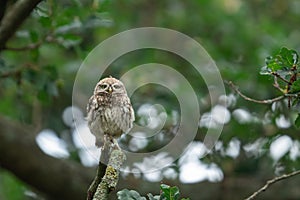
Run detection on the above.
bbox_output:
[271,72,290,84]
[244,169,300,200]
[273,76,285,93]
[226,81,285,104]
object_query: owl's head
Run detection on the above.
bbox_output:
[94,76,126,95]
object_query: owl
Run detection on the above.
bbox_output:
[86,76,135,148]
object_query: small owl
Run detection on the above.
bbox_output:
[86,76,135,148]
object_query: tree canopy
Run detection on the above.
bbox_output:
[0,0,300,200]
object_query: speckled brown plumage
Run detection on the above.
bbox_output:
[86,77,135,147]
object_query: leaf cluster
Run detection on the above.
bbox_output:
[260,47,300,127]
[117,184,189,200]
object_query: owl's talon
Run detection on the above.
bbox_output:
[112,138,121,150]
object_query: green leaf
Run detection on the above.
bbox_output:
[265,56,282,71]
[0,171,27,200]
[148,193,160,200]
[290,79,300,93]
[279,47,299,66]
[295,114,300,128]
[117,189,147,200]
[29,31,39,43]
[43,65,58,80]
[39,17,52,28]
[265,47,299,72]
[37,90,50,104]
[160,184,180,200]
[36,2,50,17]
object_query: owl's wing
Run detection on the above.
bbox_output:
[86,95,105,147]
[86,95,97,121]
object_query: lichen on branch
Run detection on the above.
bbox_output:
[88,146,126,200]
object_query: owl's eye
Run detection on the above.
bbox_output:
[113,84,122,90]
[99,83,108,90]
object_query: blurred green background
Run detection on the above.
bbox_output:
[0,0,300,199]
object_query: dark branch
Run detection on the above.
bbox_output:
[0,0,8,22]
[87,143,110,200]
[0,116,95,200]
[0,0,42,50]
[271,72,290,84]
[244,170,300,200]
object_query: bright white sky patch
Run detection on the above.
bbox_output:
[180,162,207,183]
[128,132,148,152]
[243,138,268,157]
[143,171,162,182]
[275,115,291,129]
[226,138,241,158]
[289,140,300,161]
[232,108,252,124]
[36,129,69,158]
[179,141,207,165]
[62,106,84,127]
[270,135,293,161]
[206,164,224,182]
[72,122,99,166]
[78,148,100,167]
[73,122,96,149]
[163,168,177,180]
[137,103,167,130]
[218,94,236,107]
[133,152,174,182]
[179,141,223,183]
[179,161,223,183]
[211,105,231,124]
[199,105,231,128]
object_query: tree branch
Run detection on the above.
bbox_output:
[87,142,110,200]
[0,0,42,50]
[244,169,300,200]
[87,140,126,200]
[93,149,126,200]
[0,116,95,200]
[0,0,8,22]
[226,81,285,104]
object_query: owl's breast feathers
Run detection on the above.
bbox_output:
[87,93,134,137]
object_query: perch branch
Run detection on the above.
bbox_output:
[87,142,126,200]
[226,81,285,104]
[93,149,126,200]
[244,169,300,200]
[87,141,110,200]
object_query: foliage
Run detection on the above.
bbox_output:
[260,47,300,127]
[0,171,28,200]
[117,184,189,200]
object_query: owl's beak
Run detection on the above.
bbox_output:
[108,86,113,93]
